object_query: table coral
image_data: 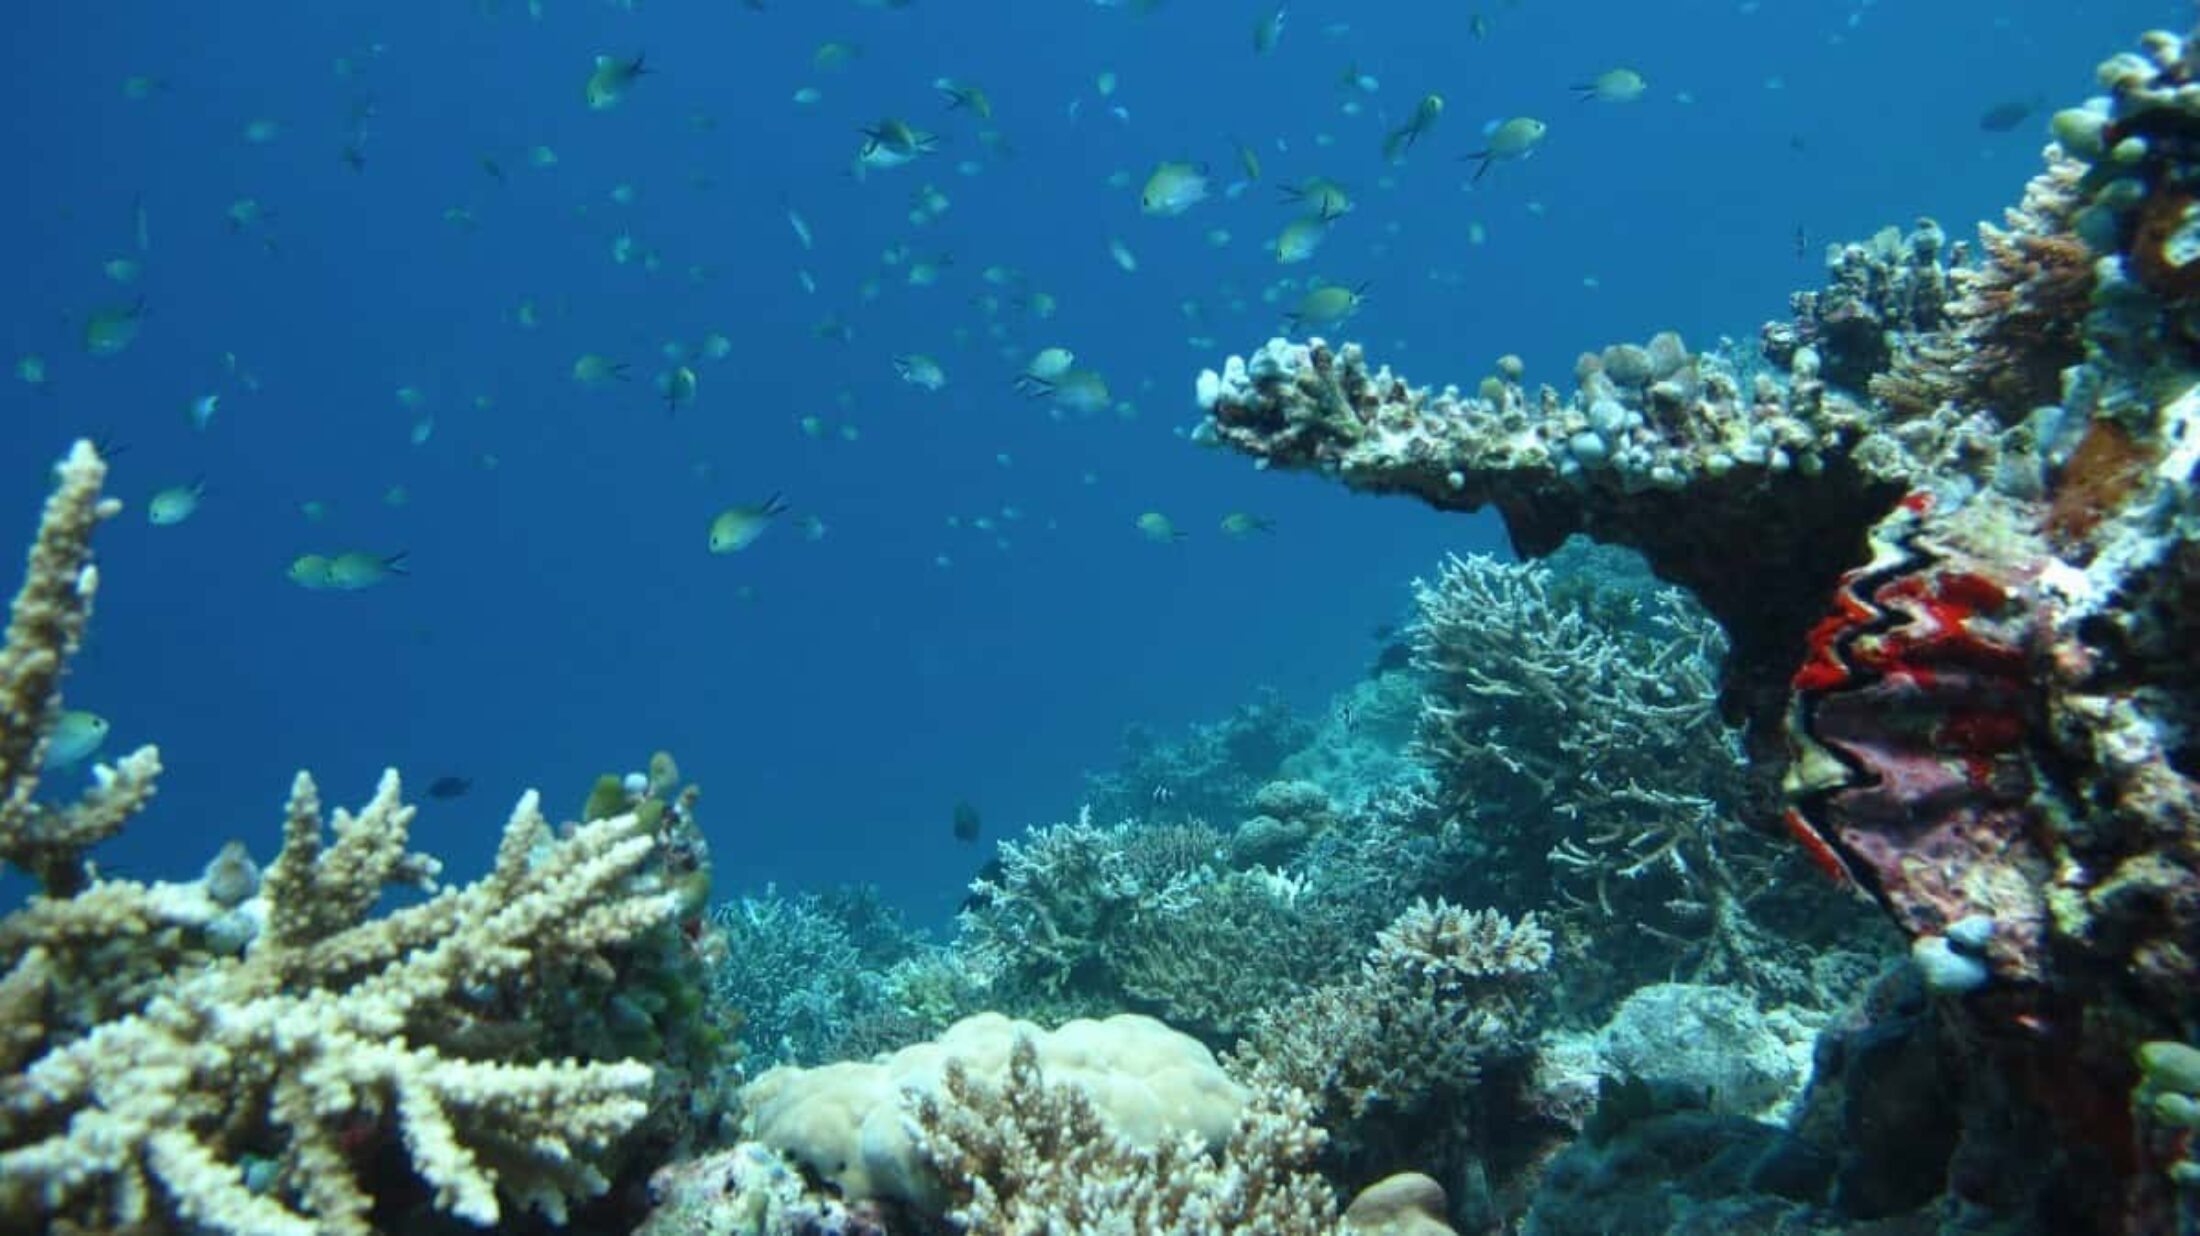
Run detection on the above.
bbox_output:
[1197,21,2200,1228]
[0,443,685,1236]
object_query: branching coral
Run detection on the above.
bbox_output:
[1230,900,1550,1135]
[908,1034,1341,1233]
[0,443,685,1235]
[706,884,923,1067]
[961,807,1415,1037]
[1407,550,1798,986]
[0,443,158,897]
[957,807,1217,995]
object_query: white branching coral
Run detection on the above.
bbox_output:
[0,442,158,896]
[1408,549,1792,975]
[0,442,680,1236]
[1231,900,1550,1129]
[908,1034,1342,1234]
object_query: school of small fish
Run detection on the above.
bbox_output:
[15,0,1990,758]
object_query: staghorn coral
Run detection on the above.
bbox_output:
[0,442,686,1235]
[1408,549,1810,991]
[705,885,920,1067]
[0,443,158,898]
[1111,869,1366,1038]
[960,804,1432,1036]
[1229,900,1549,1138]
[956,807,1218,997]
[908,1033,1341,1234]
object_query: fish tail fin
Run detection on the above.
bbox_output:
[384,551,410,575]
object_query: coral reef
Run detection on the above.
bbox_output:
[1081,686,1316,826]
[1586,983,1821,1123]
[706,883,923,1067]
[1197,21,2200,1230]
[957,802,1464,1040]
[737,1011,1249,1217]
[0,445,693,1235]
[908,1035,1339,1233]
[1228,900,1551,1188]
[1408,546,1862,1008]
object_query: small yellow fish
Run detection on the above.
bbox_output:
[147,480,205,526]
[1041,369,1110,415]
[585,53,649,110]
[1382,93,1444,163]
[858,118,937,166]
[1135,512,1187,542]
[82,298,146,357]
[1573,68,1647,104]
[42,709,109,770]
[1253,3,1287,54]
[935,77,993,119]
[572,353,630,385]
[286,554,334,590]
[1464,117,1548,181]
[708,494,790,553]
[16,354,49,390]
[1281,176,1353,219]
[326,551,409,590]
[1234,138,1263,182]
[1022,347,1076,384]
[1287,281,1368,330]
[660,364,699,412]
[1220,512,1276,537]
[1274,215,1329,264]
[894,353,947,391]
[1140,161,1210,216]
[813,41,860,72]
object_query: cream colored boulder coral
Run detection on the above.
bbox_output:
[1343,1172,1457,1235]
[740,1011,1247,1210]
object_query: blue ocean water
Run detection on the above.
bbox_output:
[0,0,2168,922]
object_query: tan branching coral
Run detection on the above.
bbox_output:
[0,442,682,1236]
[1406,551,1803,989]
[908,1034,1342,1233]
[0,442,158,896]
[1231,901,1549,1131]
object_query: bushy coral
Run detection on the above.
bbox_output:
[909,1035,1341,1233]
[1408,548,1810,994]
[0,445,693,1235]
[1230,900,1550,1139]
[706,883,923,1067]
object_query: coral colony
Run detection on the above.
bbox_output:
[13,19,2200,1236]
